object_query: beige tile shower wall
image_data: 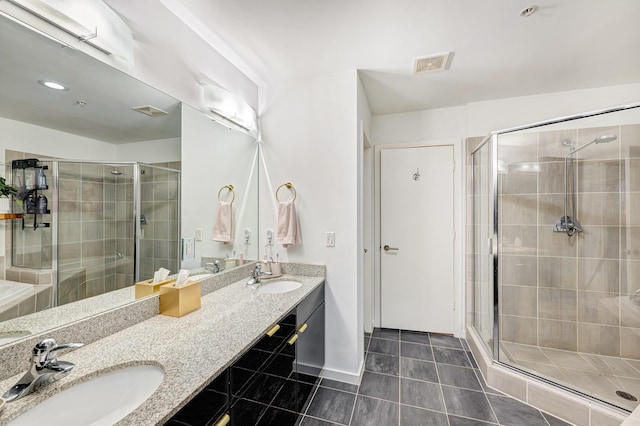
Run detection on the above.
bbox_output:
[496,124,640,359]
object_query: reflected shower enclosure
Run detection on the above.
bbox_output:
[468,103,640,412]
[11,160,180,307]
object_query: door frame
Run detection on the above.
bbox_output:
[372,140,465,337]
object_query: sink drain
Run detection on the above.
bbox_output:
[616,391,638,401]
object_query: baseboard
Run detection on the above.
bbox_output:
[321,359,364,386]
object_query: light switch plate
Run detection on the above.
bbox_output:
[195,228,202,241]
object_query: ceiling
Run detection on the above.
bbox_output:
[0,13,181,144]
[110,0,640,116]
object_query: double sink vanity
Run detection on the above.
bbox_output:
[0,263,326,426]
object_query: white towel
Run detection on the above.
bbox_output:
[276,201,301,247]
[212,201,233,244]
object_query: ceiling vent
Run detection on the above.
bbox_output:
[412,52,452,74]
[132,105,168,117]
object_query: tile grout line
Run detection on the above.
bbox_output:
[347,334,375,426]
[398,332,401,426]
[464,343,502,425]
[429,334,452,426]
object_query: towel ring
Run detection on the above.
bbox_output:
[276,182,296,202]
[217,184,235,203]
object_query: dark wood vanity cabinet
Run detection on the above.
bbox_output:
[165,282,324,426]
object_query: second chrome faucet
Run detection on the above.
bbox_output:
[247,263,271,285]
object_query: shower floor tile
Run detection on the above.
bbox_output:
[502,340,640,411]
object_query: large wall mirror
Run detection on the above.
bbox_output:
[0,12,259,345]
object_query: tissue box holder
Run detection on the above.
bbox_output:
[134,278,175,299]
[159,280,201,317]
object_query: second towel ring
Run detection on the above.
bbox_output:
[218,184,235,203]
[276,182,297,202]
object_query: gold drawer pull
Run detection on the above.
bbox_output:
[266,324,280,337]
[287,334,299,345]
[214,414,230,426]
[298,323,308,333]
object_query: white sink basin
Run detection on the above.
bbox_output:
[256,280,302,295]
[189,273,214,281]
[9,364,164,426]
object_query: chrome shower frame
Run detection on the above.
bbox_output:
[470,101,640,409]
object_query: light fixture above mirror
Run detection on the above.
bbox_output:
[203,83,258,138]
[6,0,134,63]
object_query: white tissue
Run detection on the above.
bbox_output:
[152,267,171,283]
[175,269,190,287]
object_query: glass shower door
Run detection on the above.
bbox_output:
[56,162,135,306]
[471,137,495,355]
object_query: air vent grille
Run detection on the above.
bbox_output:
[132,105,168,117]
[412,52,452,74]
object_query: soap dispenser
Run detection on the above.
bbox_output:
[37,194,48,214]
[25,192,36,214]
[36,168,47,189]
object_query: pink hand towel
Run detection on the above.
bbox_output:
[212,201,233,244]
[276,201,301,247]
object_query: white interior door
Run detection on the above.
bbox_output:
[380,145,454,334]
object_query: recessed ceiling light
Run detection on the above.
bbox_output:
[520,6,538,17]
[38,80,68,91]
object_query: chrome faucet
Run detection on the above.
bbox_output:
[204,259,224,273]
[3,338,83,402]
[247,263,271,285]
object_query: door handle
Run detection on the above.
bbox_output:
[383,245,399,252]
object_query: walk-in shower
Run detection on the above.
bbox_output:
[468,103,640,412]
[10,159,180,307]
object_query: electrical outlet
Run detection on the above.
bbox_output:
[326,232,335,247]
[182,238,195,260]
[195,228,202,241]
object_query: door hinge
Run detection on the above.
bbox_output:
[453,300,456,311]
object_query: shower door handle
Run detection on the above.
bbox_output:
[383,245,399,252]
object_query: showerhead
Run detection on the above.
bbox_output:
[110,170,123,176]
[594,134,617,144]
[566,134,618,157]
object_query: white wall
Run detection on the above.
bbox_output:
[181,104,259,269]
[259,70,362,383]
[372,106,467,145]
[0,117,117,163]
[116,137,181,163]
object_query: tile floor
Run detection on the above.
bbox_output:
[501,341,640,412]
[297,328,572,426]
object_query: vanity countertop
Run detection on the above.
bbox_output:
[0,273,325,426]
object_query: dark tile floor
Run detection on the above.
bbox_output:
[297,328,572,426]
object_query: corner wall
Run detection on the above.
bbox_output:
[259,70,362,383]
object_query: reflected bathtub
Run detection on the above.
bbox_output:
[0,280,33,306]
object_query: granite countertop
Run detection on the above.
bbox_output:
[0,273,325,426]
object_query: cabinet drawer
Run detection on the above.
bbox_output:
[296,282,324,326]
